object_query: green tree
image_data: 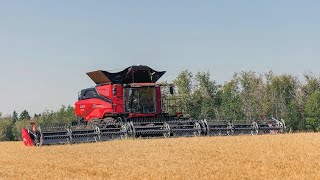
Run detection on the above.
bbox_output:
[192,71,218,119]
[173,70,193,97]
[303,73,320,97]
[12,110,18,122]
[19,110,31,120]
[173,70,193,115]
[12,120,30,141]
[57,105,75,125]
[0,118,14,141]
[221,79,243,120]
[34,113,41,119]
[267,74,299,130]
[238,71,265,120]
[304,91,320,132]
[286,101,301,131]
[38,106,75,126]
[299,73,320,130]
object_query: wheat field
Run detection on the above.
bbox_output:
[0,133,319,180]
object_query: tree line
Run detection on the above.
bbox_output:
[0,106,75,141]
[1,69,320,141]
[171,70,320,132]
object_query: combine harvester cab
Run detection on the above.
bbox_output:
[22,65,286,146]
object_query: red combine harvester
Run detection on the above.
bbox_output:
[22,65,285,146]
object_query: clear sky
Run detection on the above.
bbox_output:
[0,0,319,115]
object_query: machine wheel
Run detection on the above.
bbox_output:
[280,119,286,133]
[87,118,101,128]
[39,135,44,146]
[37,131,44,146]
[226,122,234,136]
[203,120,209,136]
[193,122,201,137]
[100,117,115,128]
[126,122,136,138]
[67,127,73,143]
[116,117,124,124]
[95,126,101,142]
[251,122,259,135]
[200,120,209,136]
[278,123,284,133]
[120,124,128,139]
[163,123,171,138]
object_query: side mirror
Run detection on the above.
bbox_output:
[113,85,117,96]
[169,86,174,95]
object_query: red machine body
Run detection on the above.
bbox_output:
[21,128,34,146]
[75,83,163,121]
[74,65,168,123]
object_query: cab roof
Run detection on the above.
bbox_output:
[86,65,166,85]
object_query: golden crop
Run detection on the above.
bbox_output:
[0,133,320,180]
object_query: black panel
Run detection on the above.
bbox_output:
[78,88,112,103]
[87,65,166,84]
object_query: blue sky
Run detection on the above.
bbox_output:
[0,0,319,115]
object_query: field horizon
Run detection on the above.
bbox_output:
[1,133,319,179]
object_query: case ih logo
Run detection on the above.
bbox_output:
[93,104,107,108]
[80,105,86,109]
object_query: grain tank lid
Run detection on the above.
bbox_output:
[86,65,166,84]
